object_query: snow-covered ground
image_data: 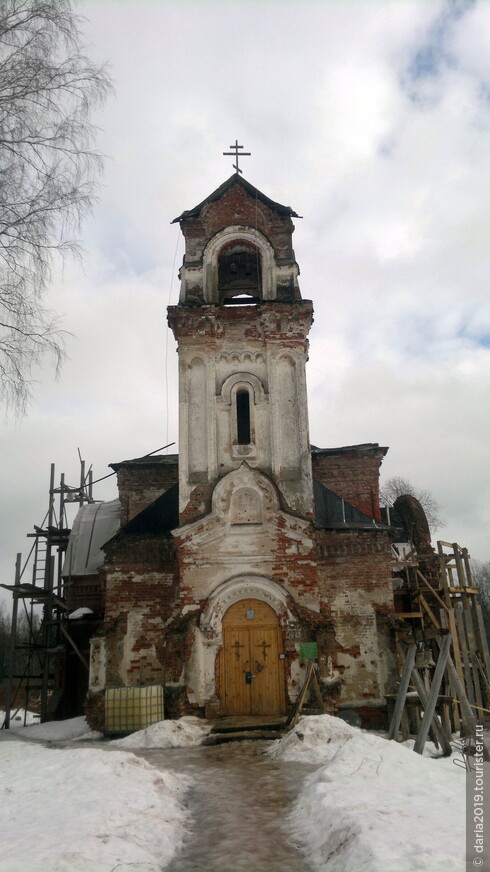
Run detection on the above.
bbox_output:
[1,708,41,729]
[270,715,466,872]
[0,712,466,872]
[0,716,190,872]
[1,712,101,741]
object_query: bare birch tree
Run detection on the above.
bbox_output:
[0,0,110,413]
[379,475,445,533]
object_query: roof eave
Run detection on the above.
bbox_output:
[171,174,300,224]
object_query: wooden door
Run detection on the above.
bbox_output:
[222,599,285,716]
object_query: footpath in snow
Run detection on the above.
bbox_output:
[141,738,316,872]
[0,712,467,872]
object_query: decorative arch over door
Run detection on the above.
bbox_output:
[221,598,286,717]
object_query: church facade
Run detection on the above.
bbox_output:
[65,174,398,729]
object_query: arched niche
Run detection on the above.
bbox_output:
[203,226,276,303]
[219,373,267,457]
[230,487,262,524]
[200,574,293,640]
[276,352,300,473]
[211,463,280,520]
[188,356,208,479]
[218,241,262,304]
[220,371,267,406]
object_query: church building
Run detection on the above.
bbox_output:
[64,169,398,730]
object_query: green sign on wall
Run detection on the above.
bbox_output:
[300,642,318,660]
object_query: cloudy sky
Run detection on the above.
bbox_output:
[1,0,489,605]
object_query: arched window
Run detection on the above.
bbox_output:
[236,389,251,444]
[218,243,261,304]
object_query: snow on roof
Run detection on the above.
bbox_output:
[62,499,121,577]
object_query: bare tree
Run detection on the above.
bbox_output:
[379,476,445,533]
[472,559,490,640]
[0,0,110,413]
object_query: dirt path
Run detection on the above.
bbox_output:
[139,739,316,872]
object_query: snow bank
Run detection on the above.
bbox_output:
[111,715,212,748]
[268,711,358,763]
[0,740,190,872]
[0,708,40,729]
[4,714,102,741]
[272,715,465,872]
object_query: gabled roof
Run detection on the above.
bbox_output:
[171,174,301,223]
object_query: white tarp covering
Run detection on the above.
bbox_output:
[62,499,121,577]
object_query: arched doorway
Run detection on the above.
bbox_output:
[221,598,285,716]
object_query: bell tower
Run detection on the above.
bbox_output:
[168,171,314,520]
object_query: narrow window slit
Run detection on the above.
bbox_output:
[236,390,251,444]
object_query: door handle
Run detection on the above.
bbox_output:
[244,671,256,684]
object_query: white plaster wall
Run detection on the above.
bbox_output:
[175,465,318,613]
[89,637,106,692]
[331,589,385,705]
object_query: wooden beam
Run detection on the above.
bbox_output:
[445,653,478,733]
[474,603,490,685]
[59,624,89,671]
[416,570,450,613]
[411,666,452,756]
[454,605,476,705]
[395,612,423,619]
[388,643,416,741]
[413,634,452,755]
[419,594,441,629]
[447,608,465,689]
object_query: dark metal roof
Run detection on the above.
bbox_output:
[109,454,178,472]
[311,443,389,457]
[171,174,300,224]
[313,480,386,530]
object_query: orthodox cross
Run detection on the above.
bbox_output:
[258,639,271,661]
[232,639,245,660]
[223,140,251,175]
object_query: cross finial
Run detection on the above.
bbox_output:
[223,139,251,175]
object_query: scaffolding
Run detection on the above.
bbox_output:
[390,540,490,741]
[1,459,93,728]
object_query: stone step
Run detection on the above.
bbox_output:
[211,720,286,734]
[202,729,285,746]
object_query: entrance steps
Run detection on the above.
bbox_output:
[203,715,288,746]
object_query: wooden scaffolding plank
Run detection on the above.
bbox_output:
[437,541,452,607]
[419,594,441,629]
[388,643,416,741]
[416,569,449,613]
[445,654,478,733]
[413,634,452,755]
[410,665,452,756]
[452,543,467,589]
[461,605,484,712]
[454,605,476,705]
[447,608,465,689]
[286,661,326,729]
[474,602,490,685]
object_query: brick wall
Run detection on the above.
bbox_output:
[111,456,178,526]
[101,534,179,692]
[181,181,296,266]
[315,527,395,709]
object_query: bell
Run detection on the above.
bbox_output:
[415,649,435,668]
